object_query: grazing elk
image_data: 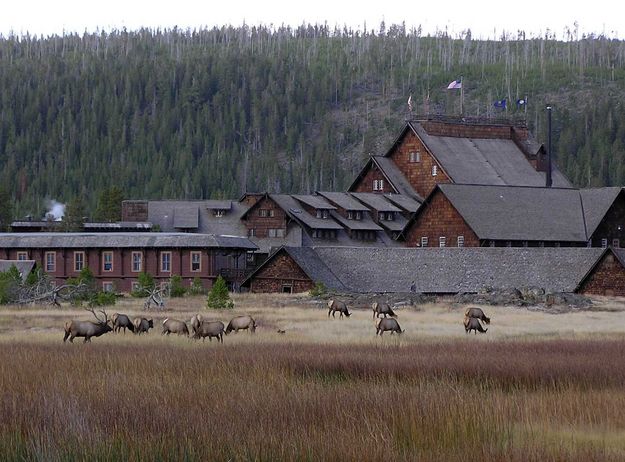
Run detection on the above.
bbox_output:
[327,300,351,319]
[63,308,113,343]
[194,321,225,343]
[465,307,491,324]
[162,318,189,336]
[112,313,135,334]
[464,316,488,334]
[375,318,404,336]
[225,315,256,334]
[190,314,203,336]
[133,317,154,334]
[372,302,397,319]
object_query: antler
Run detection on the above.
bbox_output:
[85,307,108,324]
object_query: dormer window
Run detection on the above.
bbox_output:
[409,150,421,163]
[347,211,353,220]
[214,210,225,217]
[316,210,329,219]
[355,211,362,221]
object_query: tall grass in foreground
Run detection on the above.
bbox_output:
[2,339,625,461]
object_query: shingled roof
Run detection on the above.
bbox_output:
[311,247,604,294]
[316,192,371,212]
[350,193,402,213]
[580,187,623,237]
[406,121,572,188]
[0,233,257,250]
[270,195,343,230]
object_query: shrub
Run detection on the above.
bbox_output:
[132,272,155,297]
[309,281,327,297]
[0,265,22,304]
[190,277,205,295]
[206,276,233,310]
[169,275,186,297]
[88,291,117,307]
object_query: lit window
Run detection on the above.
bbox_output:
[45,252,56,272]
[74,252,85,272]
[457,236,464,247]
[439,237,446,248]
[432,165,438,176]
[601,238,608,249]
[161,252,171,272]
[103,251,113,272]
[191,252,201,272]
[132,252,142,272]
[613,239,620,248]
[421,236,428,247]
[17,252,28,261]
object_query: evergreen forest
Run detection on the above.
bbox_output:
[1,24,625,219]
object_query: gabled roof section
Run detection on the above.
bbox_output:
[292,194,337,210]
[580,187,623,237]
[317,192,371,212]
[351,193,402,213]
[313,247,603,294]
[435,184,586,242]
[270,195,343,230]
[383,194,422,213]
[371,156,422,199]
[241,246,345,291]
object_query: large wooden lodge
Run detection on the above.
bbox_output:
[5,116,625,295]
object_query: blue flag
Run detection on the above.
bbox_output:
[493,98,507,109]
[516,98,527,107]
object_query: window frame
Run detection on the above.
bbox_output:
[457,236,465,248]
[16,251,28,261]
[160,251,172,273]
[409,150,421,163]
[131,251,143,273]
[45,251,56,272]
[102,251,114,272]
[102,281,114,293]
[421,236,428,247]
[601,238,608,249]
[439,236,446,248]
[613,239,620,248]
[190,251,202,272]
[431,165,438,176]
[74,251,85,272]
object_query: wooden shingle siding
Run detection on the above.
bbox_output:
[351,165,393,194]
[405,190,479,247]
[387,131,450,199]
[578,252,625,296]
[249,253,314,293]
[244,196,287,238]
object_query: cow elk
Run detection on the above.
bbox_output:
[63,308,113,343]
[464,316,488,334]
[133,317,154,334]
[372,302,397,319]
[162,318,189,336]
[464,307,491,324]
[375,318,404,336]
[112,313,135,334]
[328,300,351,319]
[194,320,225,343]
[225,315,256,334]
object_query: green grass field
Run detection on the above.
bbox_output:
[2,294,625,461]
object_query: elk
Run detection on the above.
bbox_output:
[190,314,203,336]
[63,308,113,343]
[464,316,488,334]
[112,313,135,334]
[372,302,397,319]
[376,318,404,336]
[162,318,189,336]
[464,307,490,324]
[194,320,225,343]
[327,300,351,319]
[225,315,256,334]
[133,317,154,334]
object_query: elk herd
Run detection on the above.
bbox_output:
[62,300,491,344]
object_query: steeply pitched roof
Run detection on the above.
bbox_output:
[329,211,383,231]
[580,187,623,237]
[435,184,587,242]
[317,192,371,212]
[371,156,422,200]
[311,247,604,294]
[0,233,257,250]
[241,246,345,291]
[350,193,402,212]
[383,194,422,213]
[292,195,337,210]
[0,260,35,281]
[270,195,343,230]
[405,121,572,188]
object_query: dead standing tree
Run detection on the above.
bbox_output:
[143,287,168,311]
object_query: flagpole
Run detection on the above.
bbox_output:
[460,75,464,116]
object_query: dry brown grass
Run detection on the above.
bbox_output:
[2,294,625,460]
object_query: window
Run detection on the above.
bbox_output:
[387,212,395,221]
[431,165,438,176]
[131,281,141,293]
[102,282,114,293]
[214,210,225,218]
[102,251,113,272]
[131,252,142,272]
[45,252,56,272]
[373,179,384,191]
[439,237,446,248]
[191,251,201,272]
[613,239,620,248]
[554,242,560,248]
[538,241,545,248]
[409,151,421,163]
[523,241,529,248]
[268,229,285,238]
[248,228,256,237]
[347,211,353,220]
[246,253,255,264]
[490,241,496,247]
[457,236,465,248]
[259,209,274,217]
[421,236,428,247]
[355,211,362,220]
[161,252,171,272]
[316,210,329,219]
[601,238,608,249]
[74,252,85,272]
[587,240,593,248]
[282,285,293,294]
[17,252,28,261]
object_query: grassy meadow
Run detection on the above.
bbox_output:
[2,294,625,460]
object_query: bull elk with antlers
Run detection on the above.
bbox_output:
[63,308,113,343]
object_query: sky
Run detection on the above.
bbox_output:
[1,0,623,40]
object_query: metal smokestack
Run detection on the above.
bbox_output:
[546,105,553,188]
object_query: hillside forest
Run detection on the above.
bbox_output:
[1,24,625,221]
